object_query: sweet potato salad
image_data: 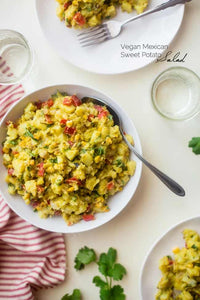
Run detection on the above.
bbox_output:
[2,91,136,225]
[56,0,149,28]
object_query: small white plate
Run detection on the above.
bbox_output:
[35,0,185,75]
[140,216,200,300]
[0,84,142,233]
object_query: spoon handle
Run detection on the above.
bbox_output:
[123,136,185,197]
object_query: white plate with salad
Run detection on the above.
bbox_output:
[35,0,185,75]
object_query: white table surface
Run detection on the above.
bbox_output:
[0,1,200,299]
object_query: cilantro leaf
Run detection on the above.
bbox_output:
[74,246,96,270]
[24,129,38,141]
[111,264,126,281]
[98,253,110,276]
[98,248,117,276]
[99,285,125,300]
[93,276,108,289]
[61,289,81,300]
[110,285,126,300]
[107,248,117,268]
[188,137,200,154]
[100,287,112,300]
[74,258,84,271]
[191,244,198,250]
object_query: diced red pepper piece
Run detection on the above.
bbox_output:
[107,181,114,190]
[73,12,86,26]
[71,95,82,106]
[42,101,48,107]
[54,210,62,216]
[45,114,53,124]
[35,101,42,109]
[66,177,82,185]
[98,110,108,119]
[12,151,19,155]
[8,168,14,176]
[60,119,67,125]
[64,126,76,135]
[5,121,17,128]
[63,97,73,106]
[88,114,94,121]
[68,140,74,147]
[30,200,40,208]
[47,98,54,107]
[82,214,95,222]
[64,1,71,9]
[38,162,44,177]
[94,105,104,113]
[37,185,45,193]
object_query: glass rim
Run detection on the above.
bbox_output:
[0,29,34,85]
[151,66,200,121]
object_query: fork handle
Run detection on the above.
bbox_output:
[122,0,192,26]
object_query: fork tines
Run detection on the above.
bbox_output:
[77,24,110,47]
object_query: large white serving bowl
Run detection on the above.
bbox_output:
[0,84,142,233]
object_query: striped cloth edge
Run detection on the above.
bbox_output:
[0,58,66,300]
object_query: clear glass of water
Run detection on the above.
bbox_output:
[0,29,33,85]
[152,67,200,121]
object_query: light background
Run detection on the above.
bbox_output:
[0,0,200,299]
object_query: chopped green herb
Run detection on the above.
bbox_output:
[56,179,62,186]
[71,196,77,201]
[80,149,86,153]
[33,209,38,212]
[94,147,105,156]
[24,129,38,141]
[194,263,200,267]
[188,137,200,154]
[114,159,126,169]
[47,123,54,128]
[108,115,113,120]
[9,139,18,146]
[50,158,58,163]
[191,244,198,250]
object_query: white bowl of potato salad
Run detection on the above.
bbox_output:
[0,85,142,233]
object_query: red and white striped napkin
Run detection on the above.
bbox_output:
[0,58,66,300]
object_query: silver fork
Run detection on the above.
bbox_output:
[78,0,192,47]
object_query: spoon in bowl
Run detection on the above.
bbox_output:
[82,96,185,197]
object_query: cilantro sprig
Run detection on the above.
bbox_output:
[71,246,126,300]
[61,289,81,300]
[94,248,126,300]
[188,137,200,154]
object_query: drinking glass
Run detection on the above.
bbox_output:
[0,29,33,85]
[152,67,200,121]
